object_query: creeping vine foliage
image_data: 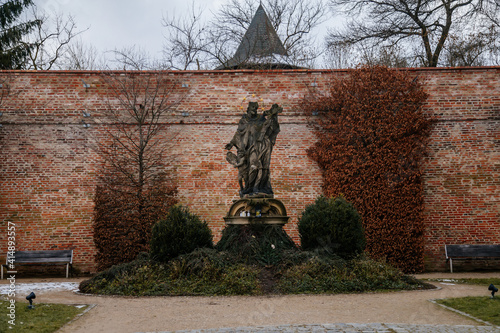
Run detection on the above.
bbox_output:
[302,66,432,273]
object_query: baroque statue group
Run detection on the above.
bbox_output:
[225,101,282,198]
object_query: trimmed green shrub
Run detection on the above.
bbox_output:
[298,196,365,259]
[150,205,213,263]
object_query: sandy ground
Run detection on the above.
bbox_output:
[2,272,499,333]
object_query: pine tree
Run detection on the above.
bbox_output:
[0,0,39,69]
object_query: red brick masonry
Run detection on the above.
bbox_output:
[0,67,498,272]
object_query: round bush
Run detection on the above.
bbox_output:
[150,205,213,262]
[298,196,365,258]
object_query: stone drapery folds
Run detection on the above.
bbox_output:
[225,101,282,198]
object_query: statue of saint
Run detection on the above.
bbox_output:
[225,101,282,198]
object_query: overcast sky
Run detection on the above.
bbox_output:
[34,0,227,60]
[34,0,333,66]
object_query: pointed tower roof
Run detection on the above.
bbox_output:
[219,4,290,69]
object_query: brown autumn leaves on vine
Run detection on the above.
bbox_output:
[303,66,433,273]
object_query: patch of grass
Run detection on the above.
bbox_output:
[436,297,500,326]
[0,300,88,333]
[425,278,500,286]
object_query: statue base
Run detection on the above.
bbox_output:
[242,192,274,199]
[223,198,289,226]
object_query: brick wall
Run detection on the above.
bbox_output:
[420,68,500,270]
[0,68,498,273]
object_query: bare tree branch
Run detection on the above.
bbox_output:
[162,0,327,69]
[442,23,499,66]
[61,38,107,70]
[22,6,87,70]
[328,0,500,67]
[90,73,185,197]
[162,2,210,70]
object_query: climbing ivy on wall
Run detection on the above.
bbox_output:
[302,66,432,273]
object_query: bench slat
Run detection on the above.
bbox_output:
[10,250,72,259]
[13,258,71,263]
[446,245,500,258]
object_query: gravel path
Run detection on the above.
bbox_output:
[1,273,499,333]
[153,323,499,333]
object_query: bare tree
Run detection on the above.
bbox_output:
[217,0,326,52]
[360,44,411,68]
[162,4,209,70]
[61,38,107,70]
[22,6,87,70]
[328,0,500,67]
[94,73,183,192]
[480,0,500,27]
[163,0,327,69]
[442,24,499,66]
[323,40,357,69]
[108,45,168,70]
[324,40,412,69]
[91,72,185,269]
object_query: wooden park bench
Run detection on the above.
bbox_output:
[1,250,73,279]
[445,244,500,273]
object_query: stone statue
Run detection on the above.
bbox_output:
[225,101,282,198]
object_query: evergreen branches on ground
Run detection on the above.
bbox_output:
[216,224,297,266]
[79,248,432,296]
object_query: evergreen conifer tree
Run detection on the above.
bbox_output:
[0,0,39,69]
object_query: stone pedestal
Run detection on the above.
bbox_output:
[223,198,289,225]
